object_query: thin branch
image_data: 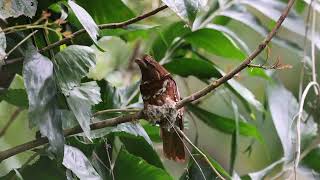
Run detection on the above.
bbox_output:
[39,5,168,53]
[0,112,143,162]
[0,108,22,137]
[93,108,141,116]
[0,0,295,162]
[176,0,295,109]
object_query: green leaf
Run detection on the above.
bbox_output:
[23,48,64,158]
[1,156,66,180]
[114,148,172,180]
[164,58,221,79]
[188,105,263,142]
[301,147,320,173]
[68,0,99,43]
[75,0,135,24]
[0,89,28,108]
[151,21,191,60]
[66,81,101,138]
[161,0,207,26]
[115,131,164,169]
[0,0,37,19]
[184,28,246,60]
[180,152,231,180]
[267,82,318,161]
[54,45,101,138]
[63,145,102,180]
[141,121,161,142]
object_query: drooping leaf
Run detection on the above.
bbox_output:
[68,0,99,43]
[151,21,191,60]
[54,45,101,138]
[0,0,37,19]
[115,131,164,169]
[301,147,320,173]
[23,48,64,158]
[267,82,318,161]
[164,58,221,79]
[66,81,101,138]
[114,148,172,180]
[63,145,102,180]
[188,104,263,142]
[184,28,246,60]
[161,0,208,26]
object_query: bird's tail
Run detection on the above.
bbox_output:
[161,127,185,162]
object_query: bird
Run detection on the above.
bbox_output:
[135,54,185,162]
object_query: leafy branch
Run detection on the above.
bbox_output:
[0,0,296,163]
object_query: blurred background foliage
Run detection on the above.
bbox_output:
[0,0,320,179]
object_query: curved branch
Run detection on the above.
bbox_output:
[39,5,168,53]
[0,0,295,162]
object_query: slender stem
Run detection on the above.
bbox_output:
[93,108,141,116]
[0,0,295,162]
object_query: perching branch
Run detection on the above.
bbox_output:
[0,0,295,162]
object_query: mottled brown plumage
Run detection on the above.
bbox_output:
[135,55,185,162]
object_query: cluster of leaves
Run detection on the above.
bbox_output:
[0,0,320,179]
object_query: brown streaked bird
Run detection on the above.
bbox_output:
[135,55,185,162]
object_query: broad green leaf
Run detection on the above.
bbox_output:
[141,121,161,142]
[267,82,317,161]
[0,0,37,19]
[151,21,191,60]
[161,0,208,26]
[116,131,164,169]
[0,28,5,63]
[184,28,246,60]
[75,0,135,24]
[180,151,231,180]
[68,0,99,43]
[54,45,101,138]
[23,48,64,158]
[164,58,221,79]
[114,148,172,180]
[245,158,285,180]
[188,105,263,142]
[0,89,28,108]
[63,145,102,180]
[301,146,320,173]
[1,156,66,180]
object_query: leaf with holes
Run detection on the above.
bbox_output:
[0,0,37,19]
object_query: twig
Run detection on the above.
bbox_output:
[0,108,22,137]
[93,108,141,116]
[39,5,168,53]
[0,0,295,162]
[2,30,38,64]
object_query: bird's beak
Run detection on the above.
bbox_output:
[135,58,148,69]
